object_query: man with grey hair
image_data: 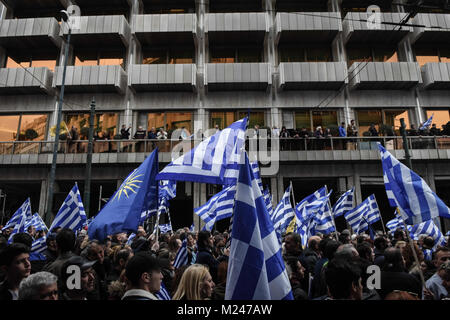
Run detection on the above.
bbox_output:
[18,271,58,300]
[334,244,359,261]
[425,255,450,300]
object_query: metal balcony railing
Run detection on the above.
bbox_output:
[0,136,449,155]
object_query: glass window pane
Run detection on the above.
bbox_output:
[148,113,166,131]
[373,47,398,62]
[312,111,337,131]
[210,112,236,129]
[166,112,193,133]
[0,115,20,141]
[237,48,262,63]
[357,110,382,136]
[19,115,48,141]
[426,110,450,130]
[169,48,194,64]
[210,48,235,63]
[30,60,56,71]
[347,46,372,67]
[279,47,306,63]
[440,48,450,63]
[238,112,265,128]
[6,57,30,68]
[295,111,311,130]
[75,57,98,66]
[143,49,166,64]
[96,113,118,138]
[414,47,440,66]
[98,58,124,66]
[306,46,332,62]
[384,110,409,135]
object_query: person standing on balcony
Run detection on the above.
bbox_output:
[339,122,347,150]
[369,124,379,137]
[68,126,79,153]
[120,125,131,140]
[280,126,290,151]
[147,127,157,151]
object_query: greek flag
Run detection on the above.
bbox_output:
[344,194,381,234]
[173,239,189,269]
[251,161,264,192]
[127,233,136,245]
[409,220,446,249]
[31,236,47,254]
[158,223,172,234]
[25,213,48,232]
[420,114,433,130]
[263,188,273,216]
[189,223,195,232]
[311,192,335,235]
[159,180,177,201]
[225,152,293,300]
[194,184,236,232]
[379,144,450,225]
[2,198,32,230]
[49,184,86,232]
[156,117,248,185]
[155,282,172,300]
[7,209,28,243]
[332,187,354,217]
[271,186,295,234]
[386,216,405,233]
[295,187,327,225]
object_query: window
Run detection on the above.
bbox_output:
[0,114,48,142]
[347,46,398,66]
[0,115,20,141]
[65,113,118,139]
[238,111,265,128]
[312,111,338,131]
[357,109,410,136]
[148,112,193,134]
[414,47,450,67]
[426,110,450,129]
[74,51,125,67]
[210,112,236,129]
[6,57,56,71]
[279,45,332,63]
[295,111,311,130]
[142,48,194,64]
[210,47,262,63]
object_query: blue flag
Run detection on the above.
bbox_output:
[88,149,159,241]
[379,143,450,225]
[420,114,433,130]
[2,198,32,231]
[225,152,293,300]
[49,184,86,232]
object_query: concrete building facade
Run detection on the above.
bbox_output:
[0,0,449,232]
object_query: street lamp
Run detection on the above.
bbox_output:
[44,10,72,226]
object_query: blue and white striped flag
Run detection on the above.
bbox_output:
[332,187,354,217]
[295,187,327,225]
[156,118,248,185]
[409,220,446,249]
[344,194,381,234]
[31,236,47,254]
[189,223,195,232]
[159,180,177,201]
[225,152,293,300]
[271,185,295,235]
[158,223,172,234]
[194,185,236,232]
[312,191,335,235]
[127,233,136,245]
[379,144,450,225]
[7,209,28,243]
[155,282,172,300]
[251,161,264,193]
[2,198,32,230]
[420,114,433,130]
[49,184,86,232]
[386,214,405,233]
[173,239,189,269]
[25,213,48,232]
[263,187,273,216]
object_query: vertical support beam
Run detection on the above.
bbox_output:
[270,176,278,204]
[39,179,48,217]
[277,174,284,204]
[352,171,362,204]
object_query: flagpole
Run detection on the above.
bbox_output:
[325,185,339,242]
[401,219,426,288]
[374,197,387,235]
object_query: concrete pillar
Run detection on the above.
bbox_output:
[39,179,48,217]
[270,176,278,204]
[277,174,284,204]
[350,171,362,204]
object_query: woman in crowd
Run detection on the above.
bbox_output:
[172,264,215,300]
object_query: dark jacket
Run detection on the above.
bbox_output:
[133,130,146,139]
[300,248,319,276]
[196,247,219,283]
[42,251,75,278]
[0,280,14,300]
[377,271,422,299]
[212,284,226,300]
[120,128,130,139]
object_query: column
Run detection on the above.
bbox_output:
[38,179,48,217]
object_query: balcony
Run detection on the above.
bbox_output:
[206,12,268,45]
[279,62,348,90]
[61,15,131,49]
[421,63,450,90]
[133,14,196,46]
[0,67,53,95]
[276,12,342,44]
[205,63,271,91]
[1,0,64,18]
[53,65,127,94]
[0,17,61,61]
[411,13,450,45]
[348,62,422,90]
[343,12,413,45]
[130,64,196,92]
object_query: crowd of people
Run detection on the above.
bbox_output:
[0,223,449,301]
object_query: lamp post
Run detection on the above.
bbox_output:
[84,98,95,217]
[44,11,72,226]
